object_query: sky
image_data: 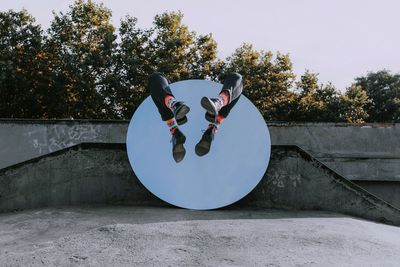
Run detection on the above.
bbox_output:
[1,0,399,90]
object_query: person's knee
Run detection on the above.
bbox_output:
[149,72,163,80]
[229,72,242,79]
[227,72,243,82]
[148,72,165,83]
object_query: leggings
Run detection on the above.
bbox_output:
[218,72,243,118]
[148,72,243,121]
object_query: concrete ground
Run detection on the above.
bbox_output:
[1,206,400,267]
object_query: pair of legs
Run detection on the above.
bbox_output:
[148,72,243,162]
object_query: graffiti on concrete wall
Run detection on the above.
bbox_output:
[26,124,103,154]
[271,173,302,188]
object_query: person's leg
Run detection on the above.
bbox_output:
[201,72,243,117]
[196,73,243,157]
[148,72,190,124]
[220,72,244,104]
[148,72,175,122]
[148,72,189,163]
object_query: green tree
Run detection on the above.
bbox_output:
[0,10,48,118]
[315,83,342,122]
[46,0,117,118]
[222,43,296,120]
[1,4,381,123]
[189,33,219,79]
[355,70,400,122]
[340,84,370,123]
[293,71,344,122]
[148,11,219,81]
[114,11,219,118]
[145,11,197,81]
[292,71,325,121]
[111,15,152,118]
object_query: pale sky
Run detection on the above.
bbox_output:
[1,0,399,90]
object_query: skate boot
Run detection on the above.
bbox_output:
[171,127,186,163]
[195,125,217,157]
[171,101,190,125]
[200,97,224,116]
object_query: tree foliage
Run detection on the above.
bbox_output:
[355,70,400,122]
[114,11,219,118]
[221,43,296,120]
[292,71,344,122]
[114,12,217,118]
[0,1,398,122]
[45,0,117,119]
[341,84,370,123]
[0,10,47,118]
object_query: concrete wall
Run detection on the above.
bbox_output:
[0,144,161,211]
[1,143,399,226]
[0,119,127,170]
[1,120,399,182]
[270,122,400,182]
[354,181,400,208]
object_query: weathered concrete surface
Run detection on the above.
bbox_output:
[319,157,400,181]
[0,144,162,211]
[354,181,400,210]
[1,120,399,217]
[1,206,400,267]
[271,122,400,182]
[1,120,399,182]
[0,119,127,169]
[238,146,400,223]
[271,122,400,157]
[1,143,399,226]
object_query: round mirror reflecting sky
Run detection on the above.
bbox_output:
[126,80,271,210]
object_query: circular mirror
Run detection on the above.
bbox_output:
[126,79,271,210]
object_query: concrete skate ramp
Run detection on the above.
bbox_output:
[1,207,400,266]
[0,143,399,226]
